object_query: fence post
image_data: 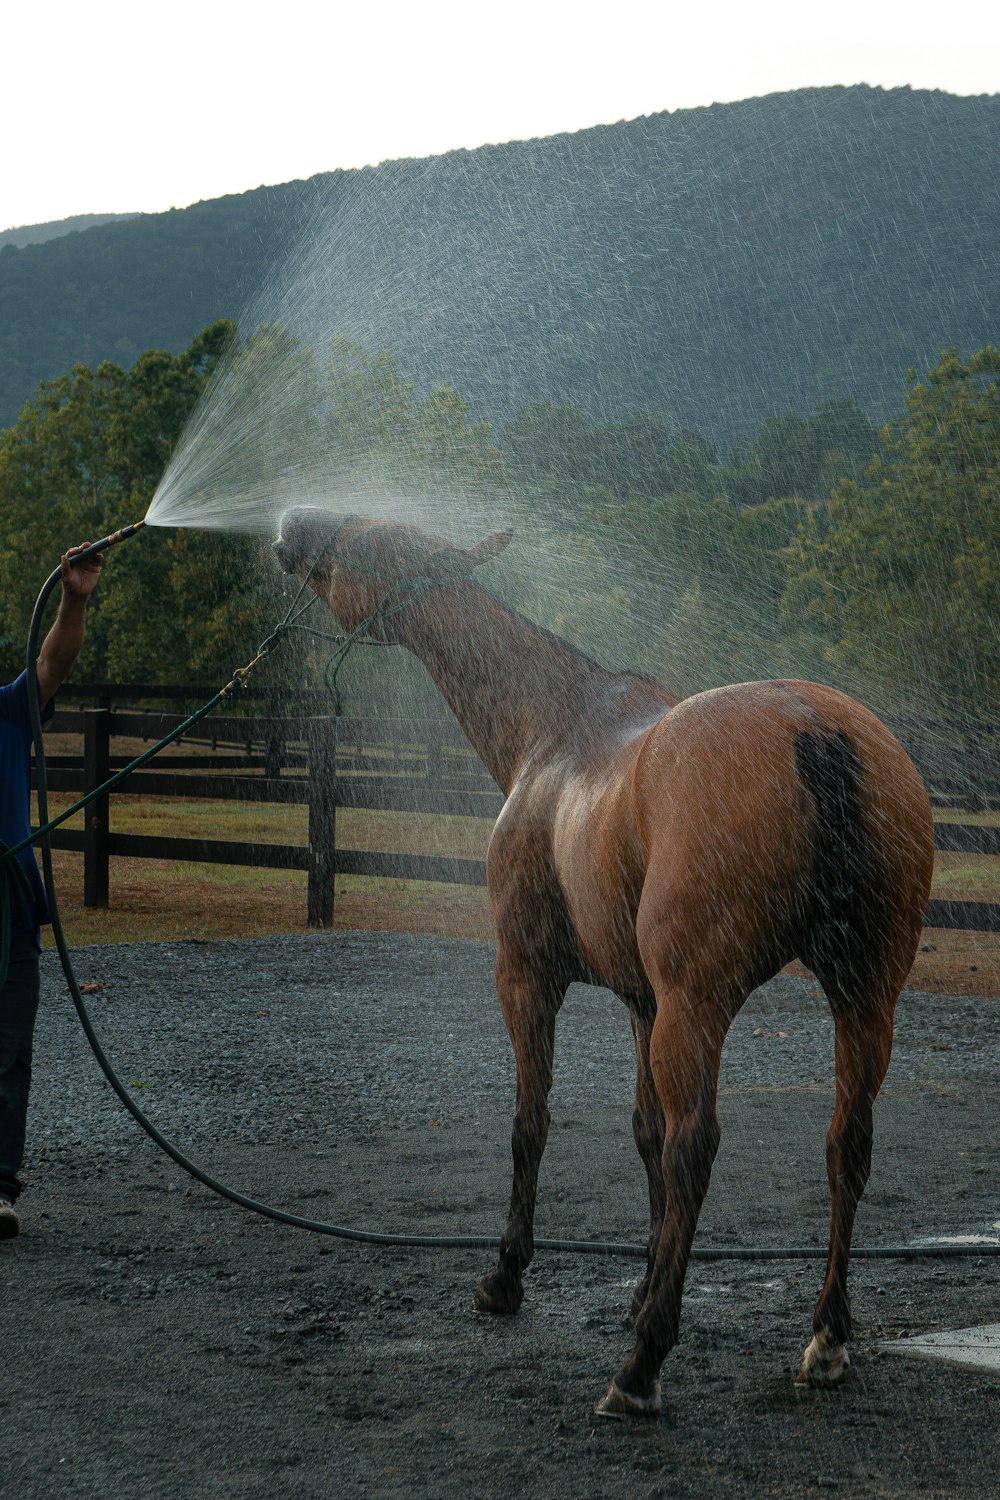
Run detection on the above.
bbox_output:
[426,726,445,788]
[264,732,285,781]
[83,707,111,908]
[307,718,337,928]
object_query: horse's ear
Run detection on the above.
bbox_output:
[423,529,513,582]
[467,530,513,570]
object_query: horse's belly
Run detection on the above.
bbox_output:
[552,778,648,991]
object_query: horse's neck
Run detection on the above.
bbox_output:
[396,585,613,793]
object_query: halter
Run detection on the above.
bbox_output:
[267,516,474,723]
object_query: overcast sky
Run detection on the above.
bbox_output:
[5,0,998,230]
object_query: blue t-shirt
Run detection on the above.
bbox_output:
[1,671,54,939]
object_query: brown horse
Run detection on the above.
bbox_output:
[275,510,935,1419]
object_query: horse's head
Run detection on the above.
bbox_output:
[273,508,512,636]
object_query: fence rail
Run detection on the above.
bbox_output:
[37,703,502,928]
[32,692,1000,935]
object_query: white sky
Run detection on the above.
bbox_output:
[5,0,998,230]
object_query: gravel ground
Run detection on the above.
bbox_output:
[5,933,1000,1498]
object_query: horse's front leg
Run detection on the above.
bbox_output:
[473,941,565,1316]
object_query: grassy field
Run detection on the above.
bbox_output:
[39,791,494,946]
[31,786,1000,997]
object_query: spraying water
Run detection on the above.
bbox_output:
[146,163,511,545]
[137,134,996,727]
[140,164,643,681]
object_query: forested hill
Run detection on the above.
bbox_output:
[1,85,997,443]
[0,212,138,250]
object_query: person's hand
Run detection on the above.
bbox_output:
[60,543,105,599]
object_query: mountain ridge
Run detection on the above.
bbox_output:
[1,84,996,446]
[0,211,139,249]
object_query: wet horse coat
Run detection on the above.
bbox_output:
[275,513,935,1418]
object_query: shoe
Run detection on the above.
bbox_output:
[0,1198,20,1239]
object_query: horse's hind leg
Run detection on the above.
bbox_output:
[473,940,565,1316]
[798,976,898,1386]
[792,714,932,1384]
[629,1008,665,1319]
[597,987,738,1419]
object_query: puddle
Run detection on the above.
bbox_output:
[910,1233,1000,1247]
[881,1325,1000,1374]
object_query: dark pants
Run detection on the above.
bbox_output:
[0,933,40,1202]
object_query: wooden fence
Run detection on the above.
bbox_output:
[33,686,1000,934]
[37,695,503,929]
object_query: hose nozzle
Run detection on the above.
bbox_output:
[104,519,146,548]
[67,520,146,566]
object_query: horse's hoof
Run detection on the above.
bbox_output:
[472,1273,523,1316]
[594,1378,661,1421]
[795,1331,851,1388]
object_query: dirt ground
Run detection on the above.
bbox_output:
[4,932,1000,1499]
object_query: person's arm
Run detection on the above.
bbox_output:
[35,543,104,705]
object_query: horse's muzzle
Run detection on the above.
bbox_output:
[272,533,296,573]
[274,508,319,574]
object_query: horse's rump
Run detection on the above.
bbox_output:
[630,680,933,992]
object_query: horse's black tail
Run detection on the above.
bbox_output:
[794,728,877,987]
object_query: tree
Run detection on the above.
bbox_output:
[650,579,764,697]
[784,347,1000,715]
[585,411,671,501]
[326,335,506,500]
[500,403,591,489]
[809,397,881,485]
[723,399,880,505]
[0,323,515,689]
[0,322,240,681]
[660,428,719,500]
[111,320,238,500]
[491,525,643,672]
[410,385,507,495]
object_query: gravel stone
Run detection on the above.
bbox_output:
[4,932,1000,1498]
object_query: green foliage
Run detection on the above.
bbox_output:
[326,335,506,498]
[224,323,324,496]
[2,320,995,728]
[722,399,881,505]
[650,580,760,698]
[98,528,277,686]
[501,404,591,492]
[660,429,719,500]
[0,321,517,692]
[500,398,876,522]
[784,347,1000,715]
[501,406,690,506]
[490,524,644,673]
[0,321,249,681]
[595,490,809,694]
